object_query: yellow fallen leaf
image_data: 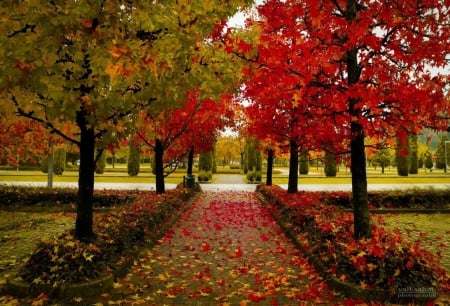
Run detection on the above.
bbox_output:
[166,282,174,288]
[73,297,83,303]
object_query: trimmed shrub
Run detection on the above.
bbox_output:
[197,171,212,182]
[299,153,309,174]
[95,150,106,174]
[246,171,262,182]
[127,140,140,176]
[324,151,337,177]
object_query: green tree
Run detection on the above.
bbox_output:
[95,150,106,174]
[53,148,66,175]
[324,151,337,177]
[396,134,410,176]
[41,147,65,175]
[244,137,262,173]
[0,0,252,240]
[409,134,418,174]
[199,150,214,172]
[127,138,140,177]
[424,151,434,172]
[372,147,391,174]
[299,151,309,175]
[435,135,449,171]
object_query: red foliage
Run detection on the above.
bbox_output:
[258,184,449,301]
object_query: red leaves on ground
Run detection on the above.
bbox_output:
[102,191,339,304]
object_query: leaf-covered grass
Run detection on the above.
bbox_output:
[17,189,195,286]
[257,184,450,304]
[0,211,75,287]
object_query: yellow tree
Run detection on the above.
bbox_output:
[0,0,252,240]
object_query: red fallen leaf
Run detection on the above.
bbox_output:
[182,228,192,236]
[217,279,226,287]
[260,233,270,241]
[164,230,174,239]
[247,290,266,302]
[214,223,223,230]
[231,247,243,258]
[201,242,212,252]
[199,287,213,295]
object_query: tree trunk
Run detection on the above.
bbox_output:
[154,138,165,194]
[287,140,298,193]
[350,122,371,238]
[347,0,371,239]
[187,145,194,176]
[75,110,96,241]
[266,149,273,186]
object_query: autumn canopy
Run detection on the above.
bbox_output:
[0,0,449,240]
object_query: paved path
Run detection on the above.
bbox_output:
[99,191,342,305]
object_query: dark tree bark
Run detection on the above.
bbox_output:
[350,121,371,238]
[75,109,96,241]
[154,138,165,194]
[266,149,274,186]
[287,140,298,193]
[187,145,194,176]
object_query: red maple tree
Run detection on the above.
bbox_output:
[243,0,449,238]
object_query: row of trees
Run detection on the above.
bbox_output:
[240,0,450,238]
[0,0,254,240]
[1,1,449,243]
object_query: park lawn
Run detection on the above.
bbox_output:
[0,170,184,184]
[1,169,449,185]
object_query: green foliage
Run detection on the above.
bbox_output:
[41,149,66,174]
[424,151,434,170]
[317,189,450,210]
[0,187,136,210]
[409,134,418,174]
[396,136,410,176]
[244,138,262,174]
[95,150,106,174]
[53,149,66,175]
[435,135,449,169]
[324,151,337,177]
[372,147,391,173]
[198,151,214,172]
[246,171,261,182]
[299,152,309,175]
[197,171,212,182]
[127,140,140,177]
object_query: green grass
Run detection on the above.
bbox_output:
[0,170,183,184]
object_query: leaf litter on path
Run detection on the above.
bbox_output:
[101,191,343,305]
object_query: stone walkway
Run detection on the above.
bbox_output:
[98,191,342,305]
